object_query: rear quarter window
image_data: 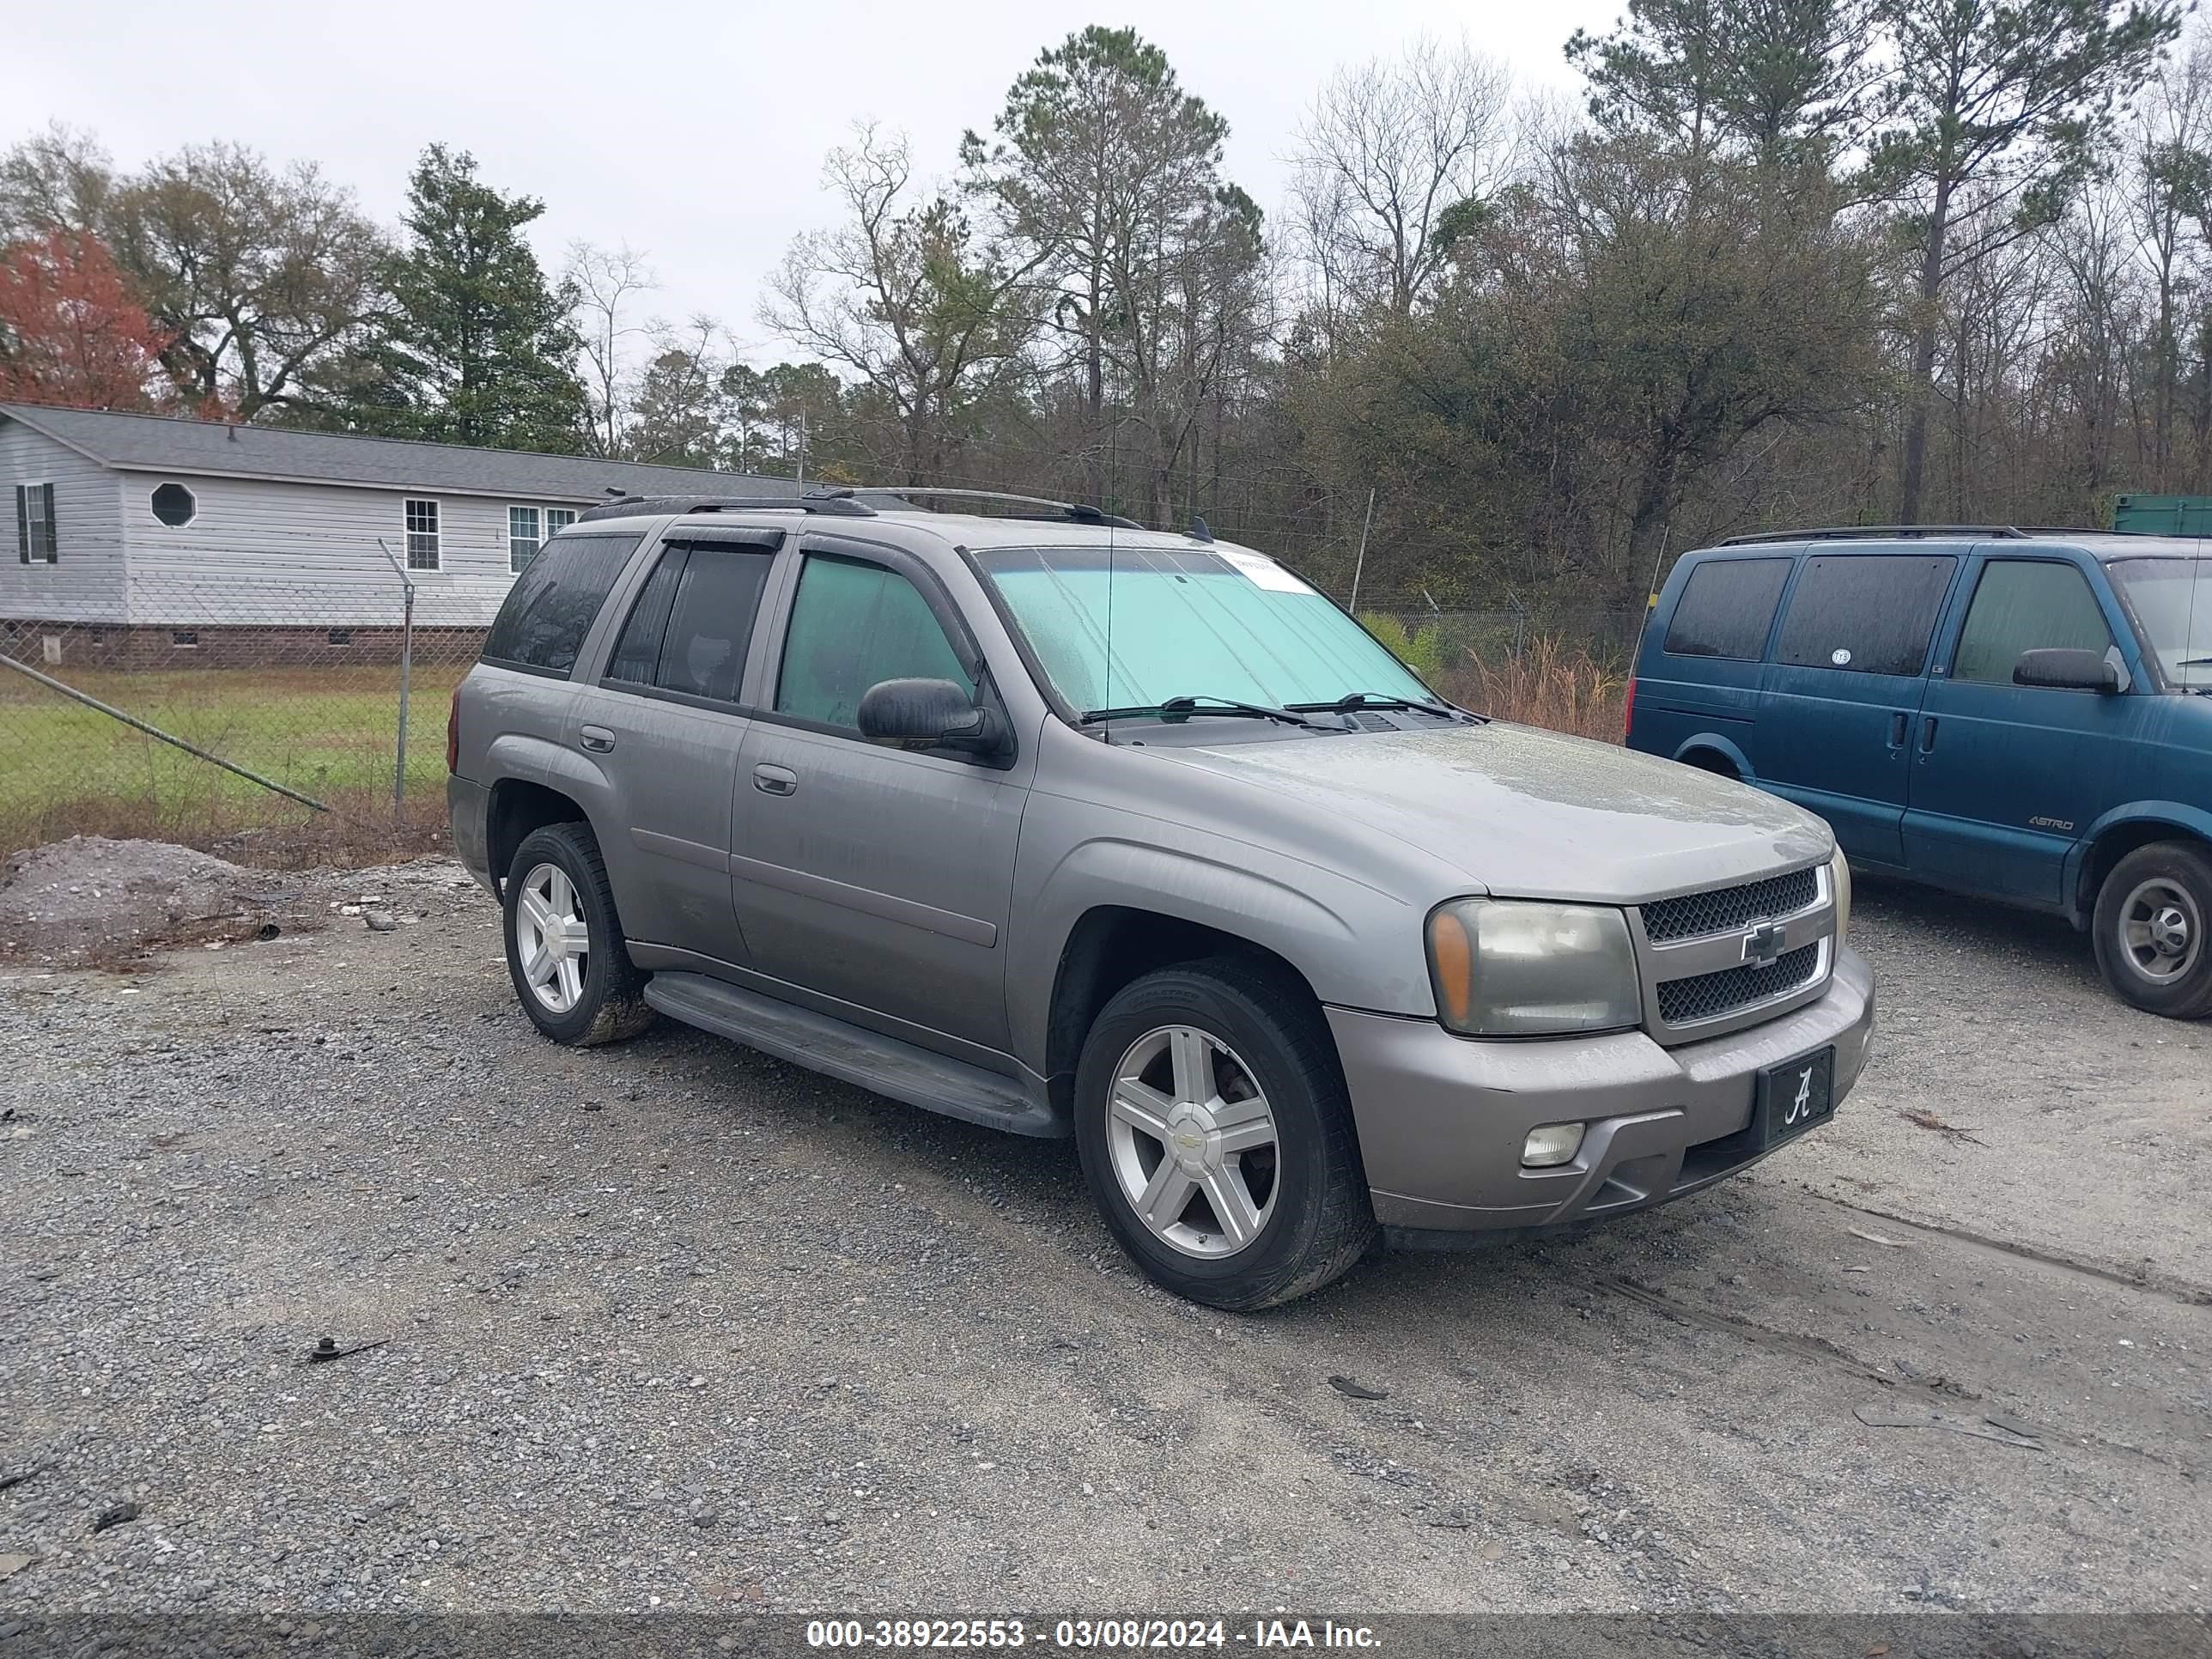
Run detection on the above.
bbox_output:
[1774,553,1957,677]
[481,531,644,676]
[1663,557,1792,660]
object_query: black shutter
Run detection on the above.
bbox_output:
[40,483,56,562]
[13,485,25,564]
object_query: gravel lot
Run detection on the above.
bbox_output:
[1,860,2206,1615]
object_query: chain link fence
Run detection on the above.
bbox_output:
[0,570,489,861]
[0,561,1648,862]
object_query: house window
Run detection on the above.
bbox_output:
[545,507,577,536]
[328,629,354,647]
[15,483,57,563]
[151,482,198,527]
[404,499,441,570]
[171,630,199,647]
[508,505,543,573]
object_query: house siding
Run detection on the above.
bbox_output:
[120,474,580,629]
[0,420,128,623]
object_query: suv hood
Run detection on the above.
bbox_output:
[1159,721,1831,902]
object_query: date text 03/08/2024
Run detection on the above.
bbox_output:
[805,1620,1382,1650]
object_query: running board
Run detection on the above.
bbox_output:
[642,972,1063,1138]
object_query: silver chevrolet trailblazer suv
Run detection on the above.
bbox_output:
[447,489,1875,1310]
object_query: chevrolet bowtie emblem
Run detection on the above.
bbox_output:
[1741,921,1788,969]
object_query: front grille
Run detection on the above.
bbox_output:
[1641,867,1820,944]
[1656,943,1821,1026]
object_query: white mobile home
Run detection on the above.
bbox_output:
[1,404,795,663]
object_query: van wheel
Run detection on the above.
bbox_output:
[1073,958,1375,1311]
[502,823,654,1045]
[2094,842,2212,1019]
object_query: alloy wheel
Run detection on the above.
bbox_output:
[1105,1024,1279,1260]
[514,861,592,1012]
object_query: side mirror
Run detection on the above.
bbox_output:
[2013,647,2124,694]
[856,677,1008,757]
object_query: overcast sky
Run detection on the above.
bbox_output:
[6,0,1616,364]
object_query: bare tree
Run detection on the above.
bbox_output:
[763,123,1030,483]
[567,241,657,457]
[1288,36,1513,318]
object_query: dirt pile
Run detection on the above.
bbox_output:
[0,836,279,964]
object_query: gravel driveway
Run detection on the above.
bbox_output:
[1,866,2206,1614]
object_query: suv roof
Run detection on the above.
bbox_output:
[570,487,1233,556]
[1711,525,2204,562]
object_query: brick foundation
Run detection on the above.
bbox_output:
[0,620,489,671]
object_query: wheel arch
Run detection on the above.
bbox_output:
[2069,803,2212,925]
[1671,733,1751,781]
[1042,906,1339,1127]
[488,777,595,896]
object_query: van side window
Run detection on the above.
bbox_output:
[775,556,969,731]
[1952,561,2113,685]
[1775,554,1956,677]
[1663,558,1791,659]
[481,532,644,676]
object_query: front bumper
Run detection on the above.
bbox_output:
[1328,945,1874,1235]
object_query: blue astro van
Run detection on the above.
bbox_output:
[1627,526,2212,1018]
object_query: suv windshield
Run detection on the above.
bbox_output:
[972,544,1432,715]
[2110,557,2212,688]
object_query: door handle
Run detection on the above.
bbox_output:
[1919,715,1938,754]
[1888,711,1908,749]
[752,763,798,796]
[579,725,615,753]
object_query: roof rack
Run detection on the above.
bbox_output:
[850,486,1145,532]
[575,490,874,525]
[1718,524,2030,546]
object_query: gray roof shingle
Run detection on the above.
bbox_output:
[0,403,803,502]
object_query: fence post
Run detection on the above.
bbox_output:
[376,538,416,816]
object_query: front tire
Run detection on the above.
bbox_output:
[2093,841,2212,1019]
[1073,958,1375,1311]
[502,823,654,1045]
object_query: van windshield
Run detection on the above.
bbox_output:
[2110,558,2212,689]
[971,544,1431,715]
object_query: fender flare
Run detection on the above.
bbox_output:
[1010,835,1430,1073]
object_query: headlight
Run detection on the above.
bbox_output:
[1829,848,1851,944]
[1425,899,1642,1036]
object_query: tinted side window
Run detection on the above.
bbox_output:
[650,545,775,703]
[481,532,643,675]
[775,556,968,730]
[1952,561,2113,684]
[1775,554,1956,677]
[1664,557,1792,659]
[605,549,688,685]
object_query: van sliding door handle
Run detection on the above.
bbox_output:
[752,763,798,796]
[1919,715,1939,754]
[1888,711,1908,748]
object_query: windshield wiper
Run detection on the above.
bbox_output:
[1287,690,1462,717]
[1079,694,1318,729]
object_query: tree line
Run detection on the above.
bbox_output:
[0,1,2202,608]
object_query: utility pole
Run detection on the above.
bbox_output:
[1348,488,1376,614]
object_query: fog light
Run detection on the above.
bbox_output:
[1522,1122,1585,1169]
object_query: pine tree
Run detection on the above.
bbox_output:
[334,144,587,450]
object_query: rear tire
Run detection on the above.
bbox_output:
[502,823,654,1046]
[2093,841,2212,1019]
[1073,957,1375,1311]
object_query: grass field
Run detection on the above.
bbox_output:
[0,664,470,860]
